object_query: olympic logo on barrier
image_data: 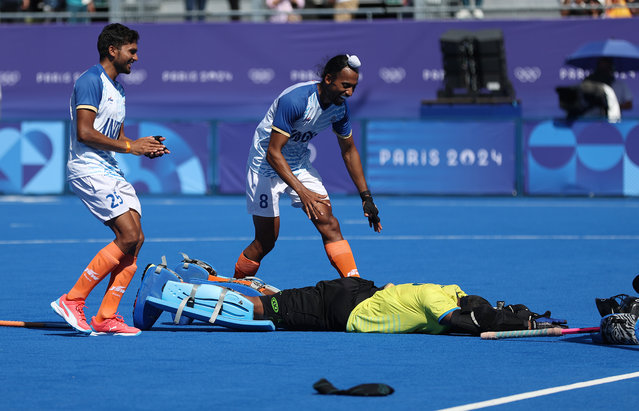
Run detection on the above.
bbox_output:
[290,70,318,82]
[558,67,588,81]
[513,66,541,83]
[121,69,147,85]
[0,71,21,86]
[248,68,275,84]
[35,71,82,84]
[422,69,445,82]
[379,67,406,83]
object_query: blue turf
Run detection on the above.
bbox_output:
[1,196,638,410]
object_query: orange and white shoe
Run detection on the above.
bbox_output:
[90,314,141,336]
[50,294,92,334]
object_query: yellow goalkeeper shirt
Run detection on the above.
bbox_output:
[346,283,467,334]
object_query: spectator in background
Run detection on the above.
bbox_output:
[604,0,633,17]
[578,57,633,121]
[626,0,639,16]
[266,0,304,22]
[456,0,484,19]
[67,0,95,23]
[586,57,632,111]
[228,0,240,21]
[0,0,29,23]
[559,0,601,17]
[328,0,358,22]
[266,0,305,23]
[185,0,207,21]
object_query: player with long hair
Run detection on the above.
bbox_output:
[234,54,382,281]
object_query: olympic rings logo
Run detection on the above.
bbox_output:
[248,68,275,84]
[379,67,406,83]
[513,66,541,83]
[0,71,21,86]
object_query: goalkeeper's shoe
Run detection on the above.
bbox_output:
[50,294,92,334]
[90,314,141,336]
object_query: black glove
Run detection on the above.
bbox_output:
[360,190,380,227]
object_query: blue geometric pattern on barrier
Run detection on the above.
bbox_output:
[0,122,65,194]
[525,120,639,195]
[116,121,209,194]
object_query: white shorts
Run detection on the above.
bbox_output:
[69,174,142,223]
[246,168,329,217]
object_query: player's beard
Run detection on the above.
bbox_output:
[115,59,133,75]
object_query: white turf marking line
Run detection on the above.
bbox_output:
[438,371,639,411]
[4,234,639,246]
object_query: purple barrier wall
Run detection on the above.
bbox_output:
[0,20,637,122]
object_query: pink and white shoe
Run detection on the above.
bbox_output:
[90,314,141,336]
[50,294,92,334]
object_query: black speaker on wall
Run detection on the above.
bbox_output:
[439,30,477,95]
[438,28,514,100]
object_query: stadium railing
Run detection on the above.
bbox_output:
[0,2,636,23]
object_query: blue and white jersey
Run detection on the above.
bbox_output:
[67,64,126,181]
[248,81,352,177]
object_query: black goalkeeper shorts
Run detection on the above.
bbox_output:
[259,277,381,331]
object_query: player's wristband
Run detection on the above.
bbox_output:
[359,190,372,200]
[125,141,131,153]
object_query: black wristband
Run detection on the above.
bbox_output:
[359,190,372,200]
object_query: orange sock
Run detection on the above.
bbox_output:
[96,255,137,322]
[325,239,359,278]
[234,253,260,279]
[67,242,124,301]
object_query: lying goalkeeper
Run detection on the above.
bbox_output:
[247,277,564,334]
[133,257,565,334]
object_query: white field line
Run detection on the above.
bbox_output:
[438,371,639,411]
[3,234,639,246]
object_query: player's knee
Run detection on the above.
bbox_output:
[118,230,142,254]
[252,237,276,257]
[315,215,341,238]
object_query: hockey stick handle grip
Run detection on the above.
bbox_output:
[480,326,600,340]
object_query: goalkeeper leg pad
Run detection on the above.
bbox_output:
[147,281,275,331]
[132,261,183,330]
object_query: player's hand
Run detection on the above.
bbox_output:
[299,189,330,221]
[145,136,171,158]
[131,135,170,158]
[361,193,382,232]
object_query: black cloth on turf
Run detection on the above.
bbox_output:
[313,378,394,396]
[259,277,381,331]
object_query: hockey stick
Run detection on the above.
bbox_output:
[481,327,600,340]
[0,320,71,329]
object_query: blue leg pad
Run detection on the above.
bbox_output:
[147,281,275,331]
[133,263,182,330]
[173,260,214,283]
